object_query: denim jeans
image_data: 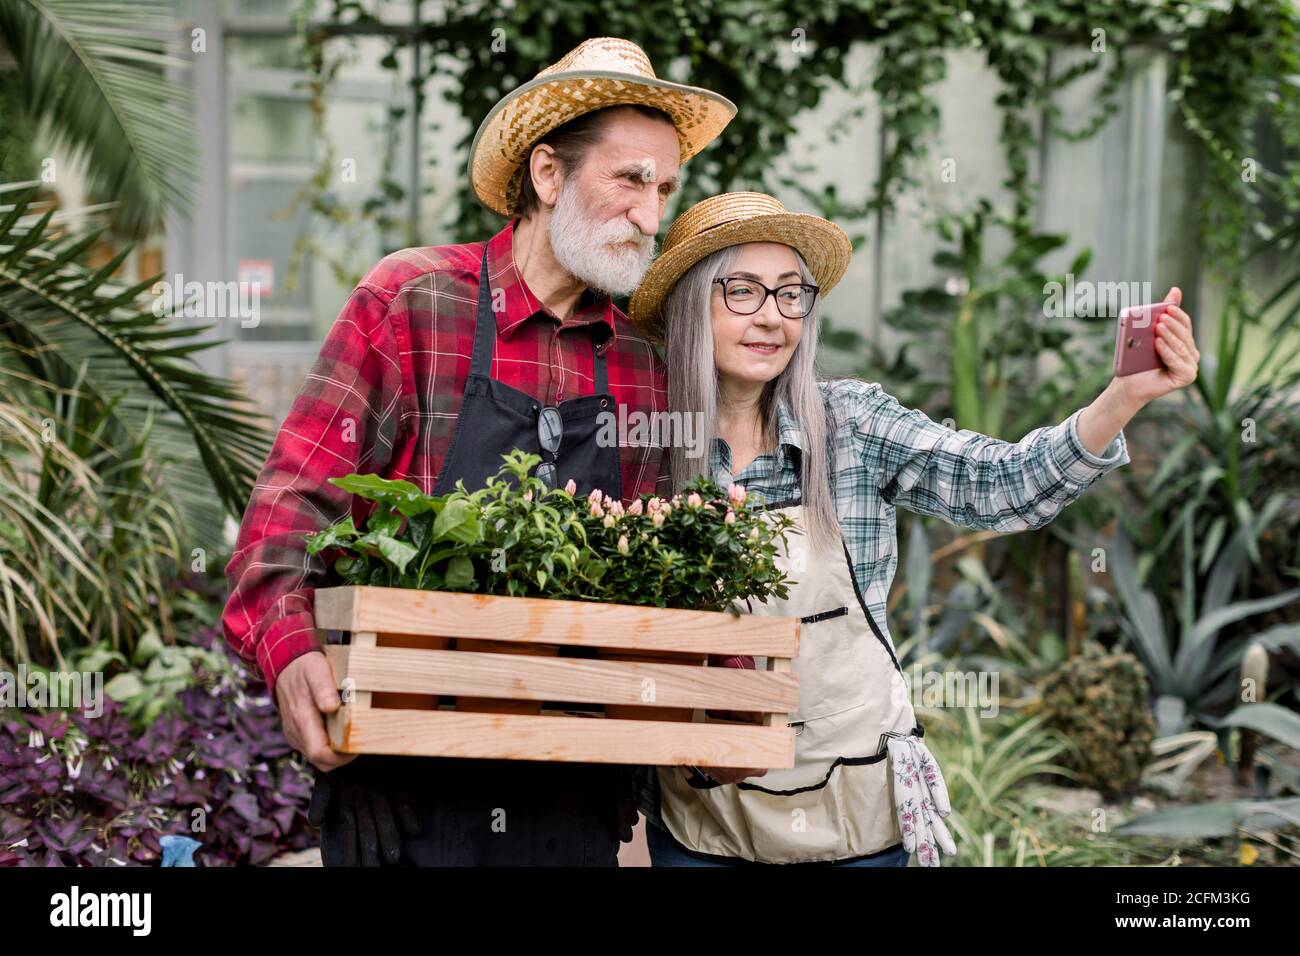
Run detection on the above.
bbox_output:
[646,822,910,867]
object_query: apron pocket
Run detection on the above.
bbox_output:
[788,606,873,722]
[660,745,900,863]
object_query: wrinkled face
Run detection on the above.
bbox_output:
[547,109,681,295]
[711,242,806,392]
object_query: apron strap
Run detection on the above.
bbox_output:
[594,339,609,394]
[470,243,496,379]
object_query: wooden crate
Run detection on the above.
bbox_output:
[315,586,799,768]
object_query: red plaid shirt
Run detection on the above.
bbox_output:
[223,220,670,695]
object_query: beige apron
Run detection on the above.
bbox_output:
[657,502,924,863]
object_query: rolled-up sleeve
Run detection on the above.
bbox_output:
[222,287,405,697]
[839,379,1129,532]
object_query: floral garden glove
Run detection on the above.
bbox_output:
[887,734,957,867]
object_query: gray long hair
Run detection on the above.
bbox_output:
[661,244,840,552]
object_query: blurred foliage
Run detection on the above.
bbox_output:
[0,186,271,666]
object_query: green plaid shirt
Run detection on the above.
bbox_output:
[634,376,1130,832]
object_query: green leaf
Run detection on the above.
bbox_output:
[329,474,434,516]
[1219,703,1300,751]
[357,532,418,574]
[131,628,163,666]
[104,672,144,703]
[433,497,482,544]
[306,516,359,555]
[1116,799,1300,838]
[445,555,475,590]
[367,510,402,537]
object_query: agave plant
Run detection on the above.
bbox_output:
[1109,522,1300,734]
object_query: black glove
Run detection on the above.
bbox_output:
[307,761,423,866]
[613,766,642,844]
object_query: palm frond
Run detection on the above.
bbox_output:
[0,187,272,518]
[0,0,195,236]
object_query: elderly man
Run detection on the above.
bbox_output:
[222,37,734,866]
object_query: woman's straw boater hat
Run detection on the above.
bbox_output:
[469,37,737,217]
[629,192,853,341]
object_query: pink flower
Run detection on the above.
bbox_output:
[609,500,624,516]
[603,514,616,528]
[589,501,604,518]
[647,497,662,513]
[686,492,703,509]
[628,498,643,515]
[724,510,736,525]
[523,489,533,502]
[728,482,746,506]
[651,511,665,528]
[660,503,672,516]
[617,534,629,555]
[588,489,603,505]
[671,494,682,507]
[565,479,578,495]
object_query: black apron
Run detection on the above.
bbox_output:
[323,243,630,866]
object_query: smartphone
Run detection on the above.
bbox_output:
[1113,302,1171,376]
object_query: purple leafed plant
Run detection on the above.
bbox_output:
[0,626,314,866]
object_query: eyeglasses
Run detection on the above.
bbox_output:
[536,405,562,488]
[713,276,820,319]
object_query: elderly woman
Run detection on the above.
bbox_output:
[625,192,1200,867]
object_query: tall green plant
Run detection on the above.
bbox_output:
[0,186,272,664]
[877,200,1106,438]
[1109,523,1300,733]
[0,186,270,518]
[0,0,195,237]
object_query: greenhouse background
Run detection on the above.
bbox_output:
[0,0,1297,870]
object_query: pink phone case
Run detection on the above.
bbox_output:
[1113,303,1170,376]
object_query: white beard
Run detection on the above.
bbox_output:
[547,180,656,296]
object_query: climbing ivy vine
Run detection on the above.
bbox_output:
[291,0,1299,287]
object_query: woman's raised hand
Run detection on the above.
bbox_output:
[1113,286,1200,407]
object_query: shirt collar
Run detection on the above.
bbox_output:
[774,396,804,469]
[486,219,617,347]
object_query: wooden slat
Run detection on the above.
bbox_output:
[346,632,375,709]
[330,646,797,712]
[315,587,360,633]
[763,657,793,728]
[328,708,795,767]
[313,586,799,657]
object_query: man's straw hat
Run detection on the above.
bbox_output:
[628,192,853,342]
[469,37,737,217]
